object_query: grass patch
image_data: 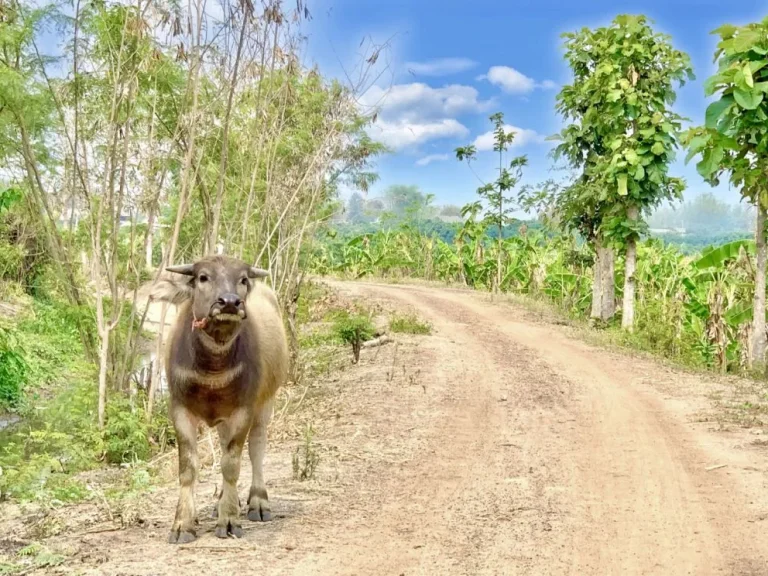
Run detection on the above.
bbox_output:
[389,312,432,335]
[0,542,67,574]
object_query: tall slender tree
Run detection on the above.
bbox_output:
[456,112,527,293]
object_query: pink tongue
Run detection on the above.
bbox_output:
[192,317,208,330]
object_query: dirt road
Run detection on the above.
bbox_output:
[33,281,768,574]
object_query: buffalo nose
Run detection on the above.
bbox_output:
[216,294,242,309]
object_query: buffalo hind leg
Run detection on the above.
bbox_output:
[248,398,274,522]
[214,409,249,538]
[168,405,199,544]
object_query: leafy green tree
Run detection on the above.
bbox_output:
[552,14,693,330]
[683,18,768,364]
[456,112,527,292]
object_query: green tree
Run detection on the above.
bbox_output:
[347,192,366,223]
[456,112,527,293]
[552,14,693,331]
[439,204,462,219]
[381,185,429,220]
[683,18,768,364]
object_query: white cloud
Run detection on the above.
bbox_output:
[415,153,450,166]
[360,83,492,122]
[360,82,492,150]
[404,57,477,77]
[480,66,556,94]
[472,124,543,151]
[369,119,468,150]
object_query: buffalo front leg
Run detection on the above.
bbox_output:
[214,410,250,538]
[248,398,274,522]
[168,405,199,544]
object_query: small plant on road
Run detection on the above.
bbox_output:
[333,311,375,363]
[292,422,320,481]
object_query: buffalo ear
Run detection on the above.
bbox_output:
[248,267,269,279]
[149,278,193,305]
[165,263,195,276]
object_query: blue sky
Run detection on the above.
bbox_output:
[302,0,768,213]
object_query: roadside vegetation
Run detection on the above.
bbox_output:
[0,0,385,514]
[311,15,768,379]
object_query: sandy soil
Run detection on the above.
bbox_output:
[8,279,768,575]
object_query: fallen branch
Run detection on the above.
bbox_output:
[705,463,727,472]
[363,334,392,348]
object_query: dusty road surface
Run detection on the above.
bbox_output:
[14,280,768,575]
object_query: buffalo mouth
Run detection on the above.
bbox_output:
[210,307,246,322]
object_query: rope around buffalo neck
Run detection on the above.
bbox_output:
[191,312,208,331]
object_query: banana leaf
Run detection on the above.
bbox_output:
[694,240,755,269]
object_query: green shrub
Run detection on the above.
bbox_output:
[389,313,432,335]
[332,311,375,363]
[104,396,151,464]
[0,324,27,408]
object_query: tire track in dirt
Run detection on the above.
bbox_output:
[343,280,768,576]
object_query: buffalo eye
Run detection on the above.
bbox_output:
[198,274,209,283]
[240,277,248,286]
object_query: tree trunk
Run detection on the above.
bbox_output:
[145,210,155,270]
[621,205,639,332]
[591,238,616,322]
[147,302,169,420]
[590,239,604,319]
[97,327,110,429]
[496,231,502,294]
[752,204,767,365]
[601,245,616,320]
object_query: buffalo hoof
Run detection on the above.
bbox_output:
[248,506,271,522]
[248,488,271,521]
[168,529,196,544]
[215,521,243,539]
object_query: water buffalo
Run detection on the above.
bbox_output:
[150,255,289,543]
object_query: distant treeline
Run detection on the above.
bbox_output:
[325,219,545,245]
[324,217,752,256]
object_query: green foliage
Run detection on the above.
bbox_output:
[0,542,66,574]
[552,14,694,245]
[104,396,151,464]
[332,311,375,363]
[684,18,768,207]
[0,297,172,502]
[0,324,27,408]
[456,112,527,240]
[389,313,432,335]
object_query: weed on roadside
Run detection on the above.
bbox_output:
[292,423,320,481]
[389,313,432,335]
[0,542,66,574]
